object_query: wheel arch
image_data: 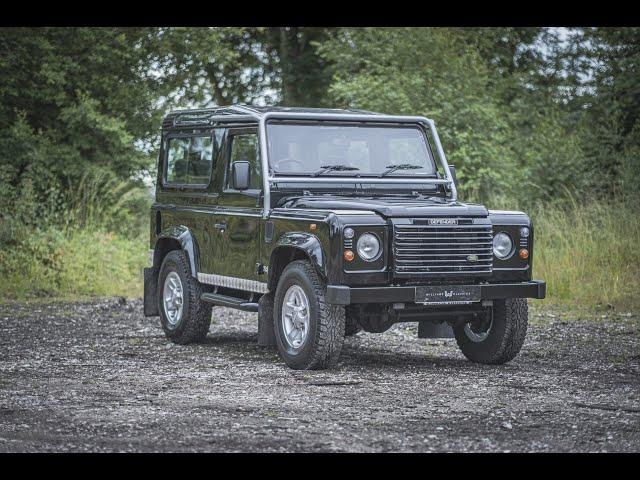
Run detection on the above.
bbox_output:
[153,225,200,277]
[267,233,326,293]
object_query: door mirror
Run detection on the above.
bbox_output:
[448,164,458,188]
[231,160,251,190]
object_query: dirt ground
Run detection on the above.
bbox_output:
[0,298,638,452]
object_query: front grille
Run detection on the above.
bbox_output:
[393,219,493,277]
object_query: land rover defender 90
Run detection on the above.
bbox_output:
[143,105,545,370]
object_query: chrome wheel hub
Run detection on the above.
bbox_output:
[163,272,184,326]
[281,285,310,349]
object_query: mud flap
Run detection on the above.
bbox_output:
[418,321,454,339]
[257,294,276,347]
[143,267,159,317]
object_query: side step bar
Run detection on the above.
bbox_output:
[200,292,259,312]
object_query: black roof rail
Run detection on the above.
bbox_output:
[164,106,261,128]
[163,105,386,128]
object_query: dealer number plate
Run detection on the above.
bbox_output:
[415,285,481,305]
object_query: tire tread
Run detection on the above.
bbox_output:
[275,260,345,369]
[454,298,528,364]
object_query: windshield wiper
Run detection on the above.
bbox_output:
[380,163,422,177]
[312,164,360,177]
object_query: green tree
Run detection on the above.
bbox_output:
[318,28,521,203]
[153,27,333,108]
[0,27,164,230]
[263,27,333,106]
[150,27,278,106]
[579,28,640,201]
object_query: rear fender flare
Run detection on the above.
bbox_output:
[154,225,200,278]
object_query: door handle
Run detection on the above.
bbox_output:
[214,222,228,230]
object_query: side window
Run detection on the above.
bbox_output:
[187,136,213,184]
[166,137,190,184]
[227,133,261,190]
[165,134,214,186]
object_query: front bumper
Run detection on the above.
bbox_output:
[325,280,546,305]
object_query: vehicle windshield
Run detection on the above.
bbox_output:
[267,123,437,176]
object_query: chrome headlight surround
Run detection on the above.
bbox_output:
[493,232,514,260]
[356,232,382,262]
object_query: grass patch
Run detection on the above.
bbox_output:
[532,201,640,311]
[1,199,638,313]
[0,228,147,300]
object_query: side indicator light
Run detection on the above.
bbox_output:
[344,250,355,262]
[519,248,529,259]
[310,223,317,231]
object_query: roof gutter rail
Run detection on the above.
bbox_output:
[172,114,257,126]
[229,105,262,119]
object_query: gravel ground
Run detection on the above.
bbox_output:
[0,298,638,452]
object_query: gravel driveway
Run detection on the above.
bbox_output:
[0,298,638,452]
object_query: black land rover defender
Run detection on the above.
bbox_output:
[143,105,545,370]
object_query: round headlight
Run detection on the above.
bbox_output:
[344,227,355,239]
[493,232,514,259]
[356,233,381,261]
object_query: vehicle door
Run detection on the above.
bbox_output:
[212,127,263,285]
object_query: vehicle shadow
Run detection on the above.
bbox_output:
[201,330,257,346]
[339,345,475,369]
[198,329,484,370]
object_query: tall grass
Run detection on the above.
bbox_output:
[532,200,640,311]
[0,229,147,299]
[2,170,638,311]
[63,170,150,235]
[0,169,151,300]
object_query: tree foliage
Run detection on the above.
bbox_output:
[150,27,332,108]
[0,27,165,232]
[321,29,505,201]
[0,26,638,236]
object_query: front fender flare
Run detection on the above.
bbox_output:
[269,232,326,288]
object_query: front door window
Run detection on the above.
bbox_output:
[226,133,261,190]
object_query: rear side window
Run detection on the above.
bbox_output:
[165,135,214,185]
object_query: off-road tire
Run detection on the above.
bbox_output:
[158,250,211,344]
[454,298,528,364]
[344,314,362,336]
[273,260,345,370]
